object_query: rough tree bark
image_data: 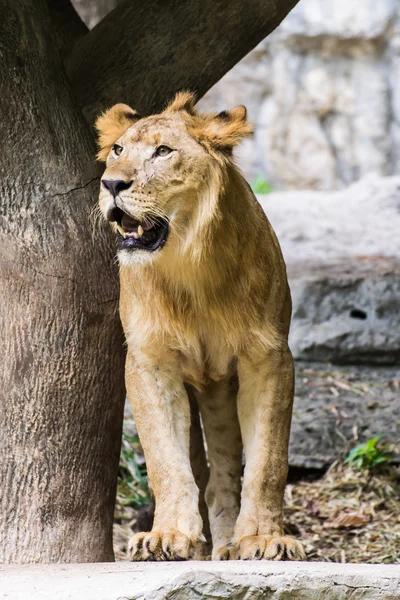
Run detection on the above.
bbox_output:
[0,0,300,563]
[71,0,121,29]
[0,0,125,562]
[48,0,88,57]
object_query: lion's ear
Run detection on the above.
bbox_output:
[164,91,197,115]
[95,104,141,161]
[197,106,253,153]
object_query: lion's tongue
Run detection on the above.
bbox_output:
[141,220,155,231]
[121,213,140,232]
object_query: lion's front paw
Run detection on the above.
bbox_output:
[212,543,237,561]
[128,530,202,561]
[236,535,305,561]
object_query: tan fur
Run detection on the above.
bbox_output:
[95,103,141,161]
[164,90,197,115]
[96,93,305,561]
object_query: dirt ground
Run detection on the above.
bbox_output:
[113,362,400,563]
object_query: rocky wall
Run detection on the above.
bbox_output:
[200,0,400,190]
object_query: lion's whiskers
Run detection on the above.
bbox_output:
[89,204,106,242]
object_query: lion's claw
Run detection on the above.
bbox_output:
[128,530,202,561]
[213,535,305,561]
[237,535,305,561]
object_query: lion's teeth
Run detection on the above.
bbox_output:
[132,232,139,239]
[116,224,126,237]
[137,225,144,237]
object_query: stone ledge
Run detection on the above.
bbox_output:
[257,175,400,364]
[1,561,399,599]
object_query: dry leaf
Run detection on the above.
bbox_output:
[305,500,321,518]
[325,512,369,529]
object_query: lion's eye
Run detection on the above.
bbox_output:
[112,144,123,156]
[155,145,173,157]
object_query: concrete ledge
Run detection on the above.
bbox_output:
[1,561,399,599]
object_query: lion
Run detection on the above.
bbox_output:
[95,92,305,562]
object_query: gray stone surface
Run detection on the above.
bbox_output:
[1,561,399,599]
[258,174,400,364]
[200,0,400,190]
[258,174,400,264]
[289,258,400,365]
[290,362,400,470]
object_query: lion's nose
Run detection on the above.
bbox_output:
[101,179,132,197]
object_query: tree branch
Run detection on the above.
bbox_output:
[47,0,88,58]
[65,0,300,124]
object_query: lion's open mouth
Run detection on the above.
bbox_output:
[109,207,169,252]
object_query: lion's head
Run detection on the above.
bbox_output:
[96,92,252,264]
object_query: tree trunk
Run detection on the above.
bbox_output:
[71,0,121,29]
[0,0,300,564]
[0,0,125,562]
[48,0,88,58]
[66,0,300,122]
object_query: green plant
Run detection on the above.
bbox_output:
[251,175,274,195]
[344,436,391,470]
[117,429,151,508]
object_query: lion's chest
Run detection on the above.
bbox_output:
[121,275,240,389]
[178,336,234,389]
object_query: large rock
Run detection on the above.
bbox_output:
[199,0,400,190]
[258,174,400,364]
[1,561,399,599]
[288,259,400,364]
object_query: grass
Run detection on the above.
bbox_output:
[251,175,274,195]
[343,436,392,470]
[113,426,151,559]
[116,428,151,510]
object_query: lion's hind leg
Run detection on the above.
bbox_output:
[187,389,212,558]
[195,375,243,560]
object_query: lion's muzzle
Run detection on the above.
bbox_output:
[108,204,169,253]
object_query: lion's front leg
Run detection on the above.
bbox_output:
[234,347,305,561]
[125,351,204,561]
